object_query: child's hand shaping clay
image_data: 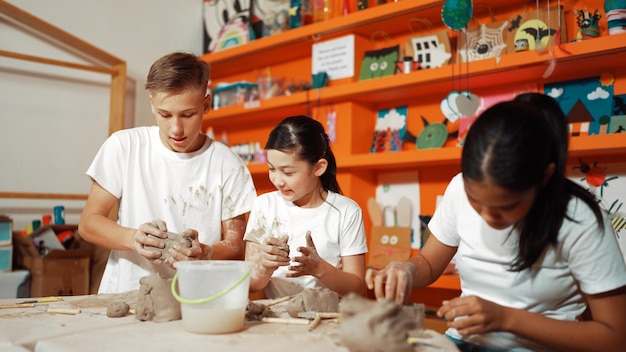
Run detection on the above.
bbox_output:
[164,228,212,267]
[248,235,290,279]
[287,231,325,278]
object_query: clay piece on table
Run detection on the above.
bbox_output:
[143,232,193,259]
[339,293,424,352]
[245,301,276,321]
[135,273,181,322]
[285,287,339,318]
[106,301,130,318]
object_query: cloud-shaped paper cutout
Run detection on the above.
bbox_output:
[587,87,609,100]
[375,108,406,131]
[547,87,563,98]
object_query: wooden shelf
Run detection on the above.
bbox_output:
[204,33,626,126]
[244,132,626,177]
[202,0,626,296]
[202,0,525,78]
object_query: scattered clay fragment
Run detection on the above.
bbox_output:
[144,232,193,259]
[245,301,276,321]
[106,301,130,318]
[135,273,181,322]
[339,293,424,352]
[285,287,339,318]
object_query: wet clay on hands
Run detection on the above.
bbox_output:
[143,232,193,259]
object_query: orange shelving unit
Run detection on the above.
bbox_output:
[201,0,626,302]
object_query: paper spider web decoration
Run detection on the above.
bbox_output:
[459,21,508,62]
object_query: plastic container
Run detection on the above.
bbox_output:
[172,260,252,334]
[211,82,258,110]
[53,205,65,225]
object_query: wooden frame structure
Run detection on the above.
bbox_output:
[0,1,126,200]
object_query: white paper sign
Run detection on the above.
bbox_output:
[312,35,354,80]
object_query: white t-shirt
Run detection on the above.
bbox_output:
[243,190,368,298]
[429,173,626,350]
[86,126,257,294]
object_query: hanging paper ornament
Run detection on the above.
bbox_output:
[440,91,480,123]
[441,0,474,30]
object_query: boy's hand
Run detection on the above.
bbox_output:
[134,219,169,262]
[165,228,211,268]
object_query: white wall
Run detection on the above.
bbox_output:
[0,0,204,230]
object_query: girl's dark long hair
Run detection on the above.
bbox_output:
[462,96,604,271]
[265,115,341,194]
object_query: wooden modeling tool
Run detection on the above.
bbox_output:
[297,312,341,331]
[261,317,310,325]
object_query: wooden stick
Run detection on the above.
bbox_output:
[308,315,322,331]
[265,295,292,306]
[315,312,340,319]
[0,303,35,309]
[47,308,81,315]
[261,317,309,325]
[298,311,340,319]
[18,296,64,304]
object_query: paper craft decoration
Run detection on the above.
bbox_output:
[545,74,615,136]
[405,18,452,69]
[573,8,602,40]
[440,90,481,145]
[375,171,421,248]
[367,196,413,268]
[203,0,256,53]
[370,106,408,152]
[359,31,400,81]
[569,161,626,250]
[441,0,473,30]
[416,116,447,149]
[504,5,566,54]
[358,46,400,81]
[255,0,290,37]
[605,0,626,35]
[458,21,509,62]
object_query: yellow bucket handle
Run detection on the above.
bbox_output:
[171,267,251,305]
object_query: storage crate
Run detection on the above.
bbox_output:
[13,225,93,297]
[0,245,12,272]
[0,215,12,246]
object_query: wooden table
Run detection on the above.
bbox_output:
[0,292,458,351]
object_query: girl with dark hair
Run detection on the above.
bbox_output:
[366,97,626,351]
[244,115,368,298]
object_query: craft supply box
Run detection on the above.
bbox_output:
[13,225,93,297]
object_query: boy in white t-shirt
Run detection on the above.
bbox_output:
[79,52,256,294]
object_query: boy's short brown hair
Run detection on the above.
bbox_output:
[144,52,210,97]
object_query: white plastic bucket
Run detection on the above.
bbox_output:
[172,260,252,334]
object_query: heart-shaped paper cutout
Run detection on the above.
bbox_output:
[441,92,461,122]
[455,92,479,117]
